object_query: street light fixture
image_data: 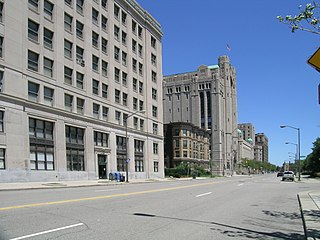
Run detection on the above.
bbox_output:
[125,109,146,183]
[280,125,301,181]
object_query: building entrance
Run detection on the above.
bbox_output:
[98,154,107,179]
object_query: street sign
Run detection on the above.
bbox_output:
[308,47,320,72]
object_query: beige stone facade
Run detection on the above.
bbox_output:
[0,0,164,182]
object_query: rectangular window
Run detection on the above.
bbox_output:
[28,81,39,101]
[153,123,158,135]
[64,66,73,85]
[132,58,137,72]
[122,31,127,45]
[102,106,108,121]
[140,119,144,131]
[139,63,143,76]
[102,38,108,54]
[152,71,157,82]
[133,117,138,129]
[133,78,137,91]
[122,92,127,106]
[29,0,39,11]
[66,126,85,171]
[92,79,99,95]
[64,13,73,32]
[0,36,2,58]
[44,87,54,106]
[115,89,120,103]
[44,0,54,20]
[76,72,84,89]
[132,39,137,53]
[122,51,127,66]
[138,26,143,38]
[122,72,127,86]
[132,20,137,34]
[151,36,157,49]
[64,39,72,59]
[114,25,119,40]
[76,0,84,14]
[102,60,108,77]
[153,143,158,155]
[0,2,3,23]
[121,11,127,25]
[114,67,120,82]
[101,0,107,9]
[92,8,99,25]
[123,113,128,127]
[65,0,72,6]
[139,81,143,94]
[94,131,109,147]
[0,111,4,133]
[154,162,159,172]
[92,31,99,48]
[64,94,73,111]
[92,55,99,72]
[152,106,157,117]
[93,103,100,119]
[133,97,137,110]
[114,46,120,61]
[102,83,108,99]
[138,44,143,58]
[76,46,84,61]
[28,19,39,42]
[139,100,144,111]
[114,4,120,19]
[0,71,3,92]
[76,21,84,38]
[115,111,121,124]
[151,54,157,66]
[44,28,54,49]
[0,149,4,169]
[152,88,157,100]
[101,15,108,31]
[44,57,53,77]
[77,98,84,114]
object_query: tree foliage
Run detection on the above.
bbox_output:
[303,137,320,174]
[242,158,277,172]
[277,2,320,35]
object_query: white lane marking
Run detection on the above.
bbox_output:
[10,223,84,240]
[94,189,119,192]
[196,192,212,198]
[238,183,244,186]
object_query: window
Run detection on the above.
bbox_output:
[29,118,54,170]
[133,117,138,129]
[114,67,120,82]
[64,66,73,85]
[138,26,143,38]
[44,0,54,20]
[122,72,127,86]
[132,39,137,52]
[0,111,3,133]
[115,89,120,103]
[92,31,99,48]
[132,58,137,72]
[139,100,144,111]
[122,92,127,106]
[92,79,99,95]
[76,21,84,38]
[28,50,39,71]
[0,71,3,91]
[102,106,108,121]
[140,119,144,130]
[114,4,120,19]
[28,81,39,102]
[64,39,72,58]
[76,46,84,62]
[153,143,158,155]
[93,103,100,119]
[133,97,137,110]
[102,38,108,54]
[152,106,157,117]
[115,111,121,124]
[121,31,127,45]
[92,55,99,72]
[0,149,4,169]
[133,78,137,91]
[0,2,3,23]
[122,51,127,66]
[139,63,143,76]
[76,72,84,89]
[132,20,137,34]
[123,113,128,127]
[102,60,108,77]
[76,0,84,14]
[102,83,108,99]
[114,25,119,40]
[28,19,39,42]
[154,161,159,172]
[94,131,109,147]
[44,28,53,49]
[101,0,107,9]
[29,0,39,11]
[65,0,72,6]
[152,71,157,82]
[101,15,108,31]
[138,44,143,57]
[64,13,73,32]
[114,46,120,61]
[43,57,53,77]
[139,81,143,94]
[152,88,157,100]
[121,11,127,25]
[44,87,54,106]
[183,140,188,149]
[153,123,158,134]
[66,126,85,171]
[77,98,84,114]
[64,94,73,111]
[92,8,99,25]
[151,54,157,66]
[151,36,156,49]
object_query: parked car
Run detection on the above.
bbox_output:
[282,171,295,181]
[277,172,284,177]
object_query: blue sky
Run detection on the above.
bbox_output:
[137,0,320,166]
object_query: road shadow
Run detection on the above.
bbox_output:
[133,212,304,239]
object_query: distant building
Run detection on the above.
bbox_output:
[163,56,238,176]
[238,123,255,145]
[164,122,210,169]
[255,133,269,162]
[253,145,263,162]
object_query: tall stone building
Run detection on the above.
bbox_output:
[238,123,255,145]
[255,133,269,162]
[163,56,238,176]
[0,0,164,182]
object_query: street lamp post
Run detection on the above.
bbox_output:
[125,109,145,183]
[280,125,301,181]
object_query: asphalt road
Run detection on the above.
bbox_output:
[0,174,318,240]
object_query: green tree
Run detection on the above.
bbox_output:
[277,2,320,35]
[303,137,320,174]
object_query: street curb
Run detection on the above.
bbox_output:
[297,194,308,240]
